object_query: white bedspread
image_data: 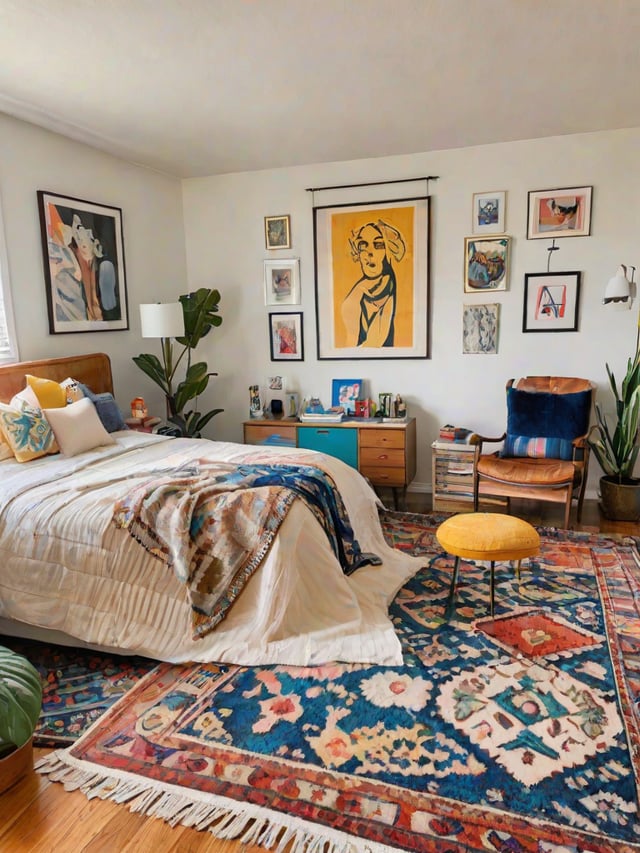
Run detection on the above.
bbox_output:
[0,433,424,666]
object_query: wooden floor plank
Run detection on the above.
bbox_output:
[1,497,637,853]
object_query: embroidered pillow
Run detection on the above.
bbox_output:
[43,397,116,457]
[60,377,85,404]
[0,432,13,461]
[78,383,128,433]
[502,434,574,461]
[26,374,67,409]
[0,402,59,462]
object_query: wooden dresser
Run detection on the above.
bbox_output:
[243,418,417,508]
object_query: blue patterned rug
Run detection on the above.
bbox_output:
[36,512,640,851]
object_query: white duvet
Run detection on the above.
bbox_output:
[0,432,424,666]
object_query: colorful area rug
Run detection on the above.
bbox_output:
[37,512,640,852]
[0,636,155,746]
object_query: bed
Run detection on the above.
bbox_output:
[0,352,424,667]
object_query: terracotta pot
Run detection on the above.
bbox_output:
[0,738,34,794]
[600,475,640,521]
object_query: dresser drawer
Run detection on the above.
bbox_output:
[359,446,405,468]
[297,426,358,469]
[360,464,406,486]
[359,428,406,449]
[244,423,297,446]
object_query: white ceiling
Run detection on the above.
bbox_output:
[0,0,638,179]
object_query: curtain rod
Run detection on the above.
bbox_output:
[305,176,439,192]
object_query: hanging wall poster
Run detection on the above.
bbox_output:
[523,271,581,332]
[313,196,429,360]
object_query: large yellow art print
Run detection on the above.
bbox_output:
[314,197,429,360]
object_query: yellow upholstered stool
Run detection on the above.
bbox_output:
[436,513,540,616]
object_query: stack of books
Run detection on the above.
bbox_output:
[439,424,472,442]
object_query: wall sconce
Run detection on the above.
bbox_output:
[603,264,636,309]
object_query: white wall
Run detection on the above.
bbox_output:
[182,128,640,496]
[2,114,638,498]
[0,113,187,417]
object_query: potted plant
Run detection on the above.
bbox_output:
[0,644,43,793]
[133,287,223,437]
[589,345,640,520]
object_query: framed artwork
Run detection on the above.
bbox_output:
[527,186,592,239]
[472,190,506,234]
[523,271,581,333]
[331,378,362,413]
[264,258,300,305]
[269,311,304,361]
[463,303,499,354]
[464,236,510,292]
[313,196,429,360]
[37,190,128,334]
[264,214,291,250]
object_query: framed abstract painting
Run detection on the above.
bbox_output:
[523,271,581,332]
[527,187,592,239]
[37,191,129,334]
[313,196,429,360]
[472,190,506,234]
[464,236,510,292]
[269,311,304,361]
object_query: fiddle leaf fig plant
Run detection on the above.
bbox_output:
[589,345,640,482]
[0,645,43,756]
[133,287,223,438]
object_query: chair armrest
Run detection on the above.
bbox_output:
[470,432,506,454]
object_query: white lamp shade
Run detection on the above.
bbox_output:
[139,302,184,338]
[603,265,631,305]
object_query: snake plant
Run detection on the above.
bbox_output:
[589,346,640,482]
[0,645,43,756]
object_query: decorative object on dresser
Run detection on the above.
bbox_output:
[526,186,592,239]
[244,417,417,509]
[523,271,581,333]
[331,378,362,413]
[264,214,291,250]
[133,287,223,437]
[313,196,429,360]
[36,190,129,334]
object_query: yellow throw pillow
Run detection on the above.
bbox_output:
[26,374,67,409]
[0,432,13,461]
[0,402,59,462]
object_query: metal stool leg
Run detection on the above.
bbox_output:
[446,556,461,616]
[490,560,495,617]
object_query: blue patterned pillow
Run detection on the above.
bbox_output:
[0,402,59,462]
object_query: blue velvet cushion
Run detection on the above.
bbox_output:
[79,384,128,433]
[501,387,591,460]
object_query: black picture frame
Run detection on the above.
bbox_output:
[269,311,304,361]
[37,190,129,334]
[523,271,581,333]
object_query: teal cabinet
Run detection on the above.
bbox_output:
[297,426,358,469]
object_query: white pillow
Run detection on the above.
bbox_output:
[43,397,116,457]
[10,385,41,411]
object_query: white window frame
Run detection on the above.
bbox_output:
[0,193,19,364]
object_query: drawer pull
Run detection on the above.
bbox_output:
[316,429,330,435]
[378,453,388,460]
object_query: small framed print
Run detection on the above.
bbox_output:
[463,303,499,354]
[472,190,506,234]
[331,378,362,413]
[464,236,510,292]
[527,186,592,239]
[269,311,304,361]
[264,258,300,305]
[264,214,291,249]
[523,271,581,332]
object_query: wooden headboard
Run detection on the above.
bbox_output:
[0,353,114,403]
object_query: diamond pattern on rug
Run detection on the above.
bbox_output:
[477,608,602,657]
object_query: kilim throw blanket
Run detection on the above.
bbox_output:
[113,461,380,639]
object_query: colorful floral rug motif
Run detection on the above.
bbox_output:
[37,512,640,852]
[0,635,155,746]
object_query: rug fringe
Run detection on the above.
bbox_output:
[36,750,398,853]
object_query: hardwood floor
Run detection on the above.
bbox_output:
[2,498,638,853]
